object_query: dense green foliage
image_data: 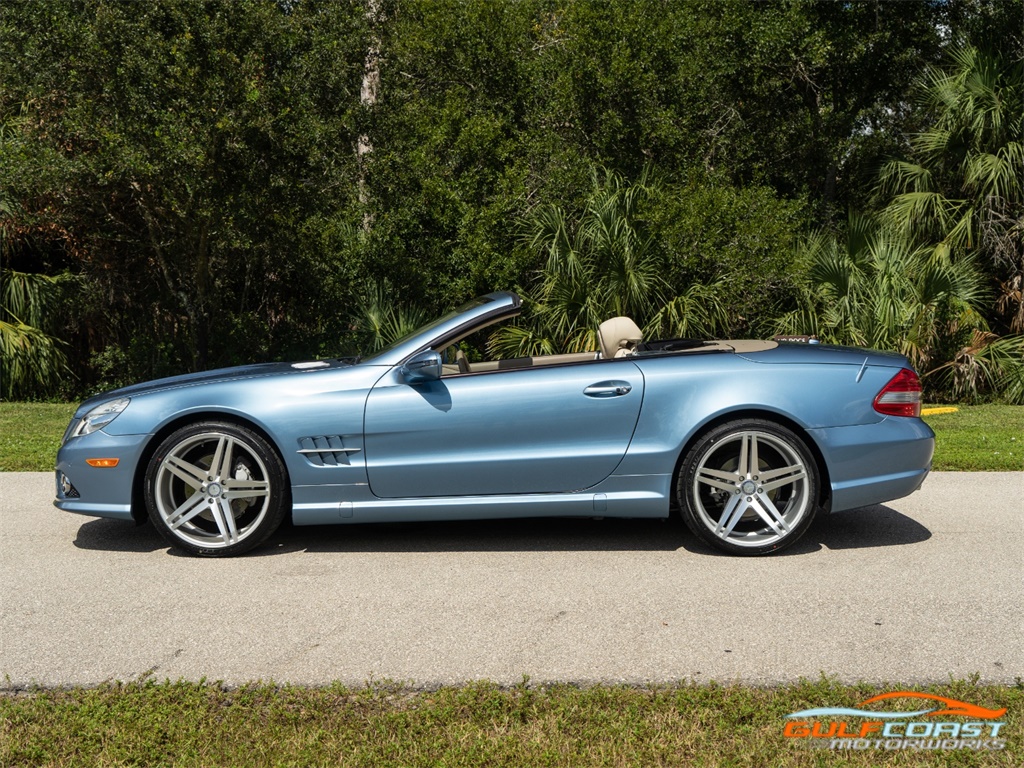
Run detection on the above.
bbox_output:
[0,0,369,391]
[491,169,733,357]
[2,678,1021,767]
[0,267,72,399]
[0,194,73,398]
[0,0,1020,399]
[778,215,992,378]
[888,42,1024,396]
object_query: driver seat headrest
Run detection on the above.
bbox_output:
[598,316,643,358]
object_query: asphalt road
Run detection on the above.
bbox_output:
[1,471,1021,688]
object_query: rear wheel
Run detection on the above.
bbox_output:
[677,419,818,555]
[144,421,288,557]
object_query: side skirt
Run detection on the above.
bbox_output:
[291,474,672,526]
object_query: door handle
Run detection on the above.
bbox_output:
[584,380,632,397]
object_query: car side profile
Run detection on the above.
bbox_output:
[55,292,934,557]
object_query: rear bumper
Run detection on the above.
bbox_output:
[808,417,935,512]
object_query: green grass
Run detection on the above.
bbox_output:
[0,402,75,472]
[923,404,1024,472]
[1,678,1020,767]
[0,402,1022,472]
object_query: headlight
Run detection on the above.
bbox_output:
[70,398,131,439]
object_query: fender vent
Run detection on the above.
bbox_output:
[297,436,361,467]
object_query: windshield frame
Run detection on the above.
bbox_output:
[358,292,521,367]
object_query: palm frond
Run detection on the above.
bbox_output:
[514,166,677,354]
[0,317,70,399]
[649,282,730,340]
[928,331,1024,404]
[963,143,1024,202]
[354,283,429,352]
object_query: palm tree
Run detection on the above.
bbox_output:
[868,43,1024,402]
[0,193,71,400]
[491,168,728,358]
[354,282,430,353]
[778,213,1024,402]
[878,45,1023,332]
[0,269,71,400]
[929,330,1024,405]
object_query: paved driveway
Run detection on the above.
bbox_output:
[1,471,1021,687]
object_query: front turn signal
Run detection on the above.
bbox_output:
[85,458,120,468]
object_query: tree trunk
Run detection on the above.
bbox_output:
[357,0,382,232]
[193,222,210,371]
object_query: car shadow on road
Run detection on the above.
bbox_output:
[675,504,932,557]
[808,505,933,552]
[72,503,930,556]
[72,518,166,553]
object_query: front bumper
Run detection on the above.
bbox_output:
[54,430,151,521]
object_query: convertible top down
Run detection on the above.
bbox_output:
[56,291,934,556]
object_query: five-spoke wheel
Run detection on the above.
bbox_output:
[677,419,819,555]
[144,421,288,556]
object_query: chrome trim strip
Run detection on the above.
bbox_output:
[296,448,361,454]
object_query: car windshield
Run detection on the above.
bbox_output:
[359,296,494,363]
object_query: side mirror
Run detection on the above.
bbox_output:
[401,349,442,383]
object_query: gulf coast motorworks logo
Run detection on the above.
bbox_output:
[784,692,1008,751]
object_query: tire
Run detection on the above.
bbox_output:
[677,419,819,555]
[144,421,289,557]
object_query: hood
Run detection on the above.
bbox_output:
[77,359,352,412]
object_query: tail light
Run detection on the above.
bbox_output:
[873,368,922,417]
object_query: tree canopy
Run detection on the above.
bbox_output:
[0,0,1019,400]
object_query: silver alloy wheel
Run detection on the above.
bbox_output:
[690,428,812,549]
[152,431,272,550]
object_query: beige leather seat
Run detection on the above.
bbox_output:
[598,317,643,358]
[455,348,471,373]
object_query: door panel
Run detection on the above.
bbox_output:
[364,360,644,498]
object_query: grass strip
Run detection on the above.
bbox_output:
[1,678,1020,767]
[0,402,75,472]
[922,404,1023,471]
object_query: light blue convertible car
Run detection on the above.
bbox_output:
[56,291,934,557]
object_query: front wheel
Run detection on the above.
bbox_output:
[144,421,289,557]
[677,419,819,555]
